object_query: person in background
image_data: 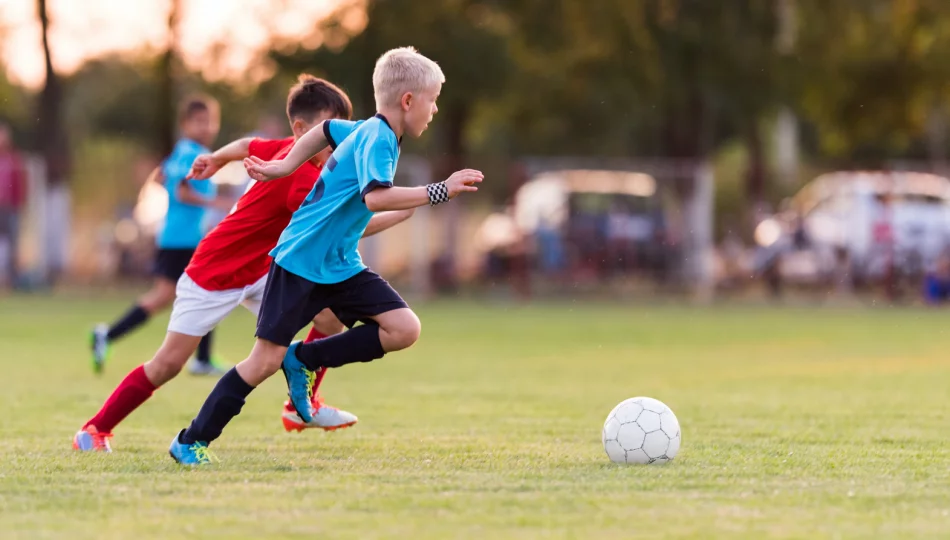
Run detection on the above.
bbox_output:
[90,96,231,376]
[0,122,25,289]
[923,253,950,305]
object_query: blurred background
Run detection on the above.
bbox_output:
[4,0,950,304]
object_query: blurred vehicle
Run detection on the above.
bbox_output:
[476,169,677,282]
[753,171,950,291]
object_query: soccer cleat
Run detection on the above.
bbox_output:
[186,357,229,377]
[90,324,110,374]
[281,395,358,432]
[73,425,113,453]
[280,341,315,423]
[168,430,218,466]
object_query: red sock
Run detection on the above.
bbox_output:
[83,365,156,433]
[304,327,327,343]
[304,327,328,398]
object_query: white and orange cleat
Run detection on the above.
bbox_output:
[281,394,358,432]
[73,425,114,453]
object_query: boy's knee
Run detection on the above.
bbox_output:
[238,339,288,386]
[256,348,285,375]
[145,356,184,384]
[144,333,199,385]
[387,311,421,351]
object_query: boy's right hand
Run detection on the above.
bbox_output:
[445,169,484,199]
[187,154,222,180]
[244,156,290,182]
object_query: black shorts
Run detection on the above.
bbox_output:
[256,263,409,346]
[153,248,196,281]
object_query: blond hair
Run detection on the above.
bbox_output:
[373,47,445,109]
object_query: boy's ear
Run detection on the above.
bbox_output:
[400,92,413,111]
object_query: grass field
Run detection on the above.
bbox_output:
[1,293,950,539]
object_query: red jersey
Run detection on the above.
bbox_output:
[186,138,322,290]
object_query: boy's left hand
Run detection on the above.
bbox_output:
[445,169,484,199]
[187,154,223,180]
[244,156,290,182]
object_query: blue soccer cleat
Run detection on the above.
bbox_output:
[168,429,218,466]
[280,341,315,423]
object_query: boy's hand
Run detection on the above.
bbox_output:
[187,154,223,180]
[445,169,484,199]
[244,156,290,182]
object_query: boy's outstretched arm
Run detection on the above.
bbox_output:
[362,209,415,238]
[175,182,234,212]
[244,123,330,182]
[187,138,253,180]
[363,169,483,212]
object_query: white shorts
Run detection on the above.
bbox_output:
[167,273,268,337]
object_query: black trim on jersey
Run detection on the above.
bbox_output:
[374,113,402,145]
[323,120,338,150]
[361,180,393,201]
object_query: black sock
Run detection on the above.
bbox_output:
[196,330,213,364]
[294,322,385,370]
[106,305,150,341]
[181,368,254,444]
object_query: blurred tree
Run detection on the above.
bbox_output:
[795,0,950,163]
[157,0,182,156]
[36,0,70,186]
[501,0,782,208]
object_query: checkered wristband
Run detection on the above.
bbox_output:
[426,181,450,206]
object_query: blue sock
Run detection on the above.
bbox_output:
[181,368,254,445]
[294,322,385,370]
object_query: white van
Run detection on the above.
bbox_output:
[756,171,950,284]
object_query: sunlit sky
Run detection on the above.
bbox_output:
[0,0,354,89]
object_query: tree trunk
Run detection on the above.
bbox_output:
[158,0,181,156]
[745,119,766,208]
[36,0,69,186]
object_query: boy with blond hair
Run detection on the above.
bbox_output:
[169,47,483,465]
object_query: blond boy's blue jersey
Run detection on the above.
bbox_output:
[158,138,216,248]
[271,115,400,284]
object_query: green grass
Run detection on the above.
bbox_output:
[1,294,950,539]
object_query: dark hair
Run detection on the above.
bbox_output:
[286,74,353,122]
[178,94,219,123]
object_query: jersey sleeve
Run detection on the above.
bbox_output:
[323,120,360,150]
[248,138,289,161]
[355,132,397,201]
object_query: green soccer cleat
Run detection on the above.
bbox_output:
[90,324,110,374]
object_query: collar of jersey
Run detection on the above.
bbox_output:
[374,114,402,145]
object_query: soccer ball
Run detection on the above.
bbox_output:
[602,397,681,465]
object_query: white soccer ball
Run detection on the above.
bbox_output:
[602,396,681,465]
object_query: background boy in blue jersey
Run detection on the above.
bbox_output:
[91,96,232,376]
[169,47,484,464]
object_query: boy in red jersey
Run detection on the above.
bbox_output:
[73,75,414,452]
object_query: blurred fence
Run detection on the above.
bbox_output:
[6,152,718,300]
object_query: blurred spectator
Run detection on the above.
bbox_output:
[923,254,950,305]
[536,215,565,274]
[0,122,25,288]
